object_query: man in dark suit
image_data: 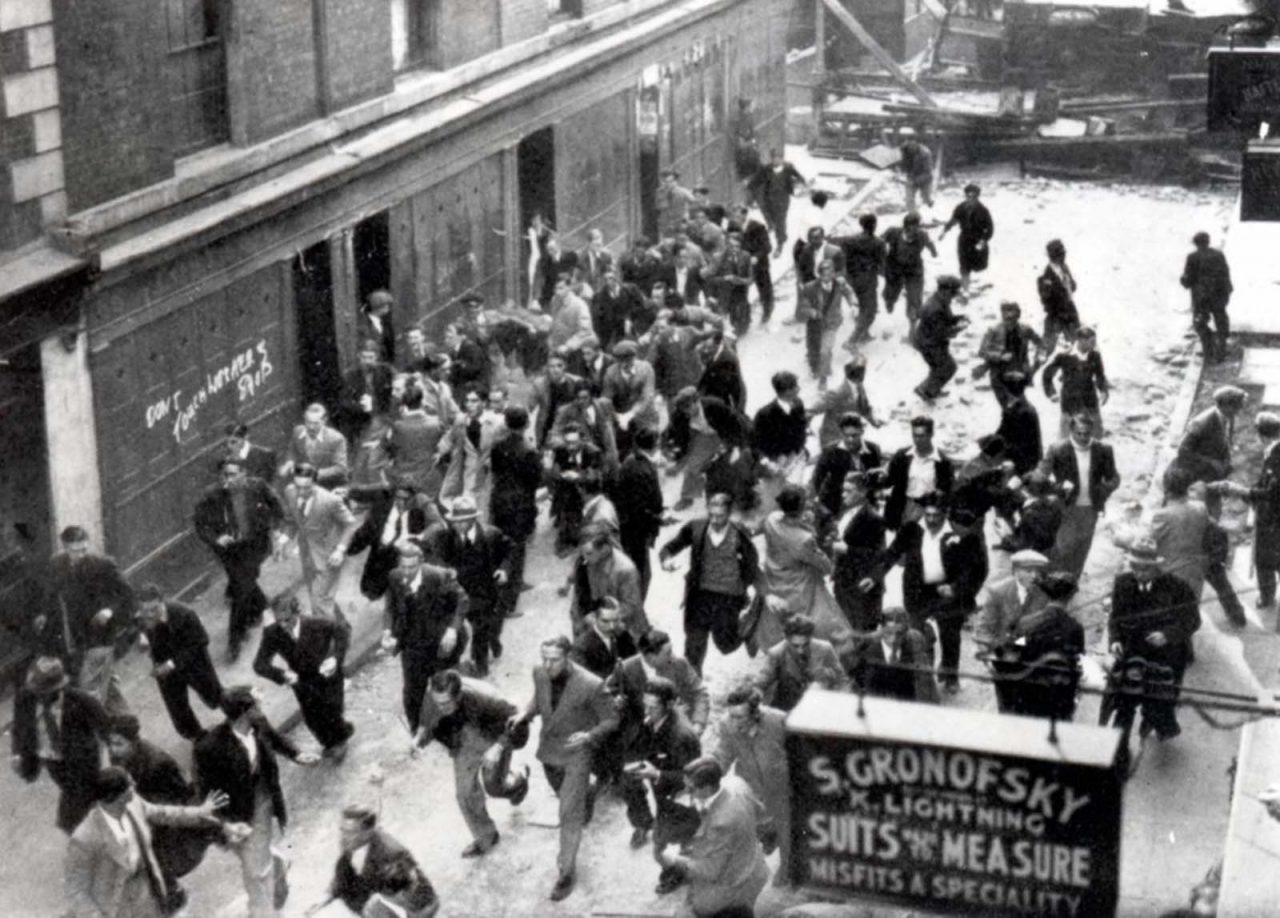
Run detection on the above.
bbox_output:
[845,606,939,703]
[671,248,705,308]
[194,457,284,661]
[886,494,987,694]
[530,351,582,448]
[619,237,663,295]
[567,336,614,398]
[835,212,886,344]
[571,597,637,680]
[444,322,490,395]
[1038,412,1121,579]
[194,686,319,917]
[659,493,762,675]
[223,422,278,485]
[381,541,469,732]
[1218,411,1280,609]
[913,275,969,401]
[755,614,849,711]
[44,525,135,712]
[254,594,353,759]
[1175,385,1246,493]
[697,331,746,413]
[136,584,223,741]
[510,635,619,902]
[812,413,883,520]
[711,231,756,336]
[610,427,665,598]
[322,805,438,917]
[619,677,702,895]
[414,669,530,858]
[346,478,437,601]
[592,271,647,349]
[336,338,395,445]
[1181,231,1234,363]
[1036,239,1080,354]
[747,147,806,255]
[615,630,710,739]
[578,228,615,292]
[832,472,890,632]
[1108,539,1201,740]
[550,424,604,554]
[488,407,543,614]
[884,415,954,529]
[729,204,775,323]
[11,655,108,833]
[359,290,396,365]
[421,496,512,678]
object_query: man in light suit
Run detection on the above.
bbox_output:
[438,388,501,512]
[569,531,647,640]
[282,464,360,618]
[551,380,620,469]
[601,340,659,457]
[658,757,770,918]
[64,766,229,918]
[280,403,349,490]
[1038,413,1121,579]
[811,357,881,450]
[509,635,619,902]
[976,550,1051,648]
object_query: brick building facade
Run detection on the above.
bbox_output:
[0,0,790,603]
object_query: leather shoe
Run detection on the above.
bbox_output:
[630,827,650,849]
[550,872,575,901]
[461,832,499,858]
[655,872,685,895]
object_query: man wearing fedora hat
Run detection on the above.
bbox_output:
[1108,537,1201,740]
[421,496,512,678]
[11,655,109,833]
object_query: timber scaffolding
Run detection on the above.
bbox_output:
[803,0,1243,183]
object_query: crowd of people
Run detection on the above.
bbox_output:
[6,140,1278,918]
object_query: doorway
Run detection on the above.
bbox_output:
[293,242,341,412]
[517,127,557,304]
[353,211,392,304]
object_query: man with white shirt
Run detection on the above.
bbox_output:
[282,464,360,619]
[578,228,614,292]
[194,686,320,917]
[253,594,353,760]
[1039,413,1121,579]
[886,493,987,694]
[977,550,1051,647]
[845,606,938,703]
[281,403,349,490]
[673,247,704,307]
[884,415,954,529]
[359,290,396,365]
[320,805,438,916]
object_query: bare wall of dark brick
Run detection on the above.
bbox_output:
[315,0,393,113]
[53,0,171,211]
[225,0,321,145]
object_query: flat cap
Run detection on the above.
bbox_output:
[1213,385,1247,406]
[937,275,963,291]
[612,340,639,358]
[1010,550,1050,568]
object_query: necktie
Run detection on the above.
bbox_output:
[468,418,482,450]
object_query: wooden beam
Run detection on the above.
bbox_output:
[814,0,826,121]
[819,0,939,109]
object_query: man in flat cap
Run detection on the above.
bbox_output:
[1176,386,1247,504]
[913,275,969,402]
[977,550,1050,648]
[602,339,658,456]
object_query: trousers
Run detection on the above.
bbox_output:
[850,280,878,343]
[454,726,523,842]
[684,590,744,675]
[917,345,957,397]
[157,657,223,740]
[805,321,839,381]
[294,672,353,749]
[220,543,268,649]
[544,755,594,878]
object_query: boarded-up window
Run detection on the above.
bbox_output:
[165,0,228,156]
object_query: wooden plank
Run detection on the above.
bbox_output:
[819,0,938,109]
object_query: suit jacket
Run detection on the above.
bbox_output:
[626,710,702,800]
[13,687,107,830]
[672,265,705,306]
[592,283,647,348]
[1037,262,1079,325]
[548,292,596,352]
[799,277,853,329]
[571,547,646,636]
[383,564,467,657]
[812,379,878,448]
[1108,572,1200,671]
[793,240,846,286]
[567,352,615,398]
[1175,406,1232,482]
[358,309,396,365]
[65,796,216,918]
[610,452,664,543]
[977,577,1051,646]
[551,399,619,468]
[914,291,964,350]
[660,519,761,608]
[525,660,619,767]
[602,360,659,432]
[530,372,583,446]
[846,631,938,703]
[812,441,884,518]
[756,638,849,711]
[711,706,788,822]
[447,339,490,394]
[836,231,886,286]
[284,483,357,573]
[698,346,746,412]
[1180,246,1233,307]
[884,448,954,529]
[439,412,501,501]
[1038,439,1120,511]
[832,503,889,600]
[44,553,136,656]
[194,716,299,827]
[578,246,615,292]
[420,522,511,610]
[997,398,1044,476]
[571,626,637,680]
[119,738,192,805]
[224,442,278,485]
[888,522,987,617]
[329,830,437,916]
[418,378,458,426]
[1248,442,1280,562]
[141,602,215,675]
[615,654,710,733]
[487,434,543,537]
[749,161,805,210]
[337,362,395,440]
[417,676,517,753]
[287,425,350,485]
[389,411,447,493]
[193,478,283,559]
[254,615,349,685]
[684,780,771,915]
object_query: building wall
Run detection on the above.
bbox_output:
[440,0,502,70]
[316,0,394,113]
[225,0,320,145]
[501,0,549,47]
[1,0,64,248]
[555,92,633,251]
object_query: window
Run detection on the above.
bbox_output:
[166,0,228,155]
[391,0,441,71]
[548,0,584,17]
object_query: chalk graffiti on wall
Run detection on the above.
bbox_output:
[144,340,274,444]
